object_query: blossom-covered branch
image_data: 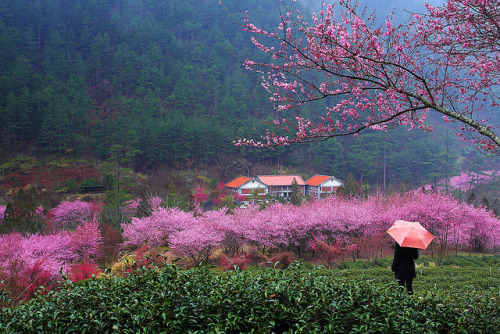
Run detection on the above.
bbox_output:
[235,0,500,152]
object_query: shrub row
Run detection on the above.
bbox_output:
[1,262,499,333]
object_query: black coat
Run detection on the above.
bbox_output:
[391,243,419,280]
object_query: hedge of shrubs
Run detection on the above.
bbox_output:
[1,262,498,333]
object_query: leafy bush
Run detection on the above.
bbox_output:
[1,262,498,333]
[62,178,78,193]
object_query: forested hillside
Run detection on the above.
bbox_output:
[0,0,497,188]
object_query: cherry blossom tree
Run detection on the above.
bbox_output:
[0,204,6,226]
[0,224,103,284]
[234,0,500,152]
[0,227,102,304]
[309,236,345,269]
[456,202,499,255]
[242,203,296,252]
[69,221,103,260]
[390,190,500,256]
[119,189,500,262]
[49,200,93,230]
[121,207,196,249]
[169,209,227,264]
[217,204,260,256]
[396,191,461,257]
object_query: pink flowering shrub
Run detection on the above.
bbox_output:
[120,190,500,264]
[218,253,251,271]
[169,210,227,264]
[150,196,163,210]
[0,233,24,272]
[121,207,195,249]
[69,221,103,260]
[309,237,345,269]
[68,261,101,283]
[19,232,75,274]
[0,204,6,226]
[193,188,209,203]
[0,224,103,305]
[50,200,93,230]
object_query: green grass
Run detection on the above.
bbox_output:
[329,254,500,293]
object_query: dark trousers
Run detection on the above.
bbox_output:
[398,279,413,294]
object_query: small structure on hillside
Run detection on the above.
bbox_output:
[80,185,106,194]
[225,176,267,202]
[306,175,343,199]
[226,174,342,203]
[256,175,306,199]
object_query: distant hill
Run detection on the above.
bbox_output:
[0,0,497,190]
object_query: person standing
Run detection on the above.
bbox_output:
[391,242,419,295]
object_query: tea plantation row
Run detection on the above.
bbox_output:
[1,259,499,333]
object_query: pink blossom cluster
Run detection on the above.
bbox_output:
[447,170,498,191]
[423,170,498,192]
[391,191,500,251]
[121,191,500,260]
[0,204,6,226]
[0,221,102,280]
[150,196,163,210]
[169,209,227,263]
[193,188,209,203]
[122,198,140,220]
[236,0,500,152]
[122,207,196,248]
[49,200,93,229]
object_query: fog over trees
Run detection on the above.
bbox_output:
[0,0,498,189]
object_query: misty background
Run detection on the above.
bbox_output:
[0,0,498,194]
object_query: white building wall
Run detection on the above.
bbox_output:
[321,178,343,188]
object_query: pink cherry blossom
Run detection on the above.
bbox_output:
[49,200,93,230]
[0,204,6,226]
[121,207,196,248]
[0,224,102,280]
[235,0,500,152]
[120,190,500,260]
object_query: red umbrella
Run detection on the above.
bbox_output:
[387,220,435,250]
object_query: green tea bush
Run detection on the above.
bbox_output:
[1,261,498,333]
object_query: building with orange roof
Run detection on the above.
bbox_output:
[306,175,343,199]
[225,176,251,189]
[256,175,306,199]
[225,176,267,202]
[226,174,343,203]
